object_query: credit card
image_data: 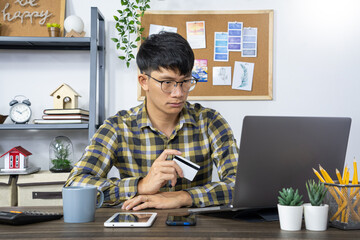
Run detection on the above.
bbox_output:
[173,156,200,181]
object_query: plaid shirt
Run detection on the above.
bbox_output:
[65,101,238,207]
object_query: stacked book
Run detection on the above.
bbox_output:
[33,108,89,124]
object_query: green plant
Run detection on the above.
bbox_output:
[112,0,151,68]
[278,187,304,206]
[50,139,72,172]
[306,179,328,206]
[47,23,61,29]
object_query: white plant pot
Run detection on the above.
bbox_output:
[304,203,329,231]
[277,204,303,231]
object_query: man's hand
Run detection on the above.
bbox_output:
[138,149,184,195]
[122,191,193,211]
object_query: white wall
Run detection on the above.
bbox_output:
[1,0,359,177]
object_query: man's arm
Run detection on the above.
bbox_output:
[122,191,192,211]
[121,149,187,210]
[136,149,184,195]
[65,120,141,206]
[184,111,238,207]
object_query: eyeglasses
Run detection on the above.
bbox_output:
[146,74,198,93]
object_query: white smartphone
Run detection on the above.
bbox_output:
[104,212,157,227]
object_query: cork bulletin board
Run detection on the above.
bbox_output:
[138,10,273,101]
[0,0,66,37]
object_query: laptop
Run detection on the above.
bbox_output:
[189,116,351,217]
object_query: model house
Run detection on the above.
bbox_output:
[0,146,32,171]
[50,83,81,109]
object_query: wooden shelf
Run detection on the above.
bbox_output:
[0,124,89,130]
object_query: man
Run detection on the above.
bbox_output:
[65,32,238,210]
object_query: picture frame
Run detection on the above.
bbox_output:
[139,10,273,101]
[0,0,66,37]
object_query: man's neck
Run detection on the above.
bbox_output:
[145,104,180,138]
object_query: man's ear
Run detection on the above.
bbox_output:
[138,73,149,91]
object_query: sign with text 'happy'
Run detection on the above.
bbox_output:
[0,0,65,37]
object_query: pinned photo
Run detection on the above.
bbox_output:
[213,67,231,85]
[242,27,258,57]
[186,21,206,49]
[214,32,229,62]
[149,24,177,36]
[232,61,254,91]
[228,22,243,52]
[193,59,208,82]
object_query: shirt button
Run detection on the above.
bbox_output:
[127,193,131,197]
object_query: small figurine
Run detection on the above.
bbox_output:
[50,83,81,109]
[64,15,86,37]
[0,146,32,172]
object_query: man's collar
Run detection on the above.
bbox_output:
[179,102,197,127]
[137,101,152,129]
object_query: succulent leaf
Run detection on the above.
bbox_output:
[306,179,328,206]
[278,187,303,206]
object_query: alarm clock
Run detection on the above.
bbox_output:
[9,95,32,124]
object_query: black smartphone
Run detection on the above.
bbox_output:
[165,213,196,226]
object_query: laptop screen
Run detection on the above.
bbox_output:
[232,116,351,209]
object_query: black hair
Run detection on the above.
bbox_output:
[136,31,194,76]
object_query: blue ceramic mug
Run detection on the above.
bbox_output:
[62,185,104,223]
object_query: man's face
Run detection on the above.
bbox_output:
[142,68,191,117]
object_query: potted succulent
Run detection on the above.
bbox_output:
[47,23,61,37]
[277,187,304,231]
[304,179,329,231]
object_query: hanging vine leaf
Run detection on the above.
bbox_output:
[112,0,151,67]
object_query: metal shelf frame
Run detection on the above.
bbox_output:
[0,7,105,140]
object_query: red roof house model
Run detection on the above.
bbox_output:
[0,146,32,171]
